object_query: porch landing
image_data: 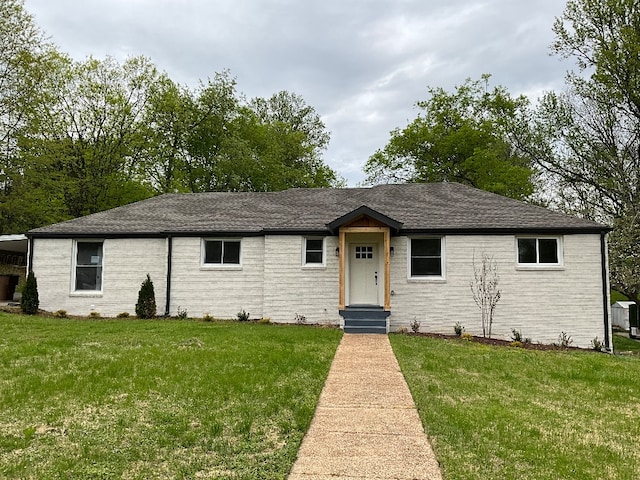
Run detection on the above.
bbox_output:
[340,306,390,334]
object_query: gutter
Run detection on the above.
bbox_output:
[600,231,611,352]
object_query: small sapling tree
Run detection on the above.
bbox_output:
[20,271,39,315]
[135,274,156,318]
[470,253,501,338]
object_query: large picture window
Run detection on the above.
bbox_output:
[74,241,103,291]
[203,239,241,265]
[409,237,443,278]
[517,237,561,265]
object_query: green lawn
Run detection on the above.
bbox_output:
[391,334,640,480]
[613,333,640,353]
[0,314,342,479]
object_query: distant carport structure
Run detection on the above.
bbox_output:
[0,234,28,302]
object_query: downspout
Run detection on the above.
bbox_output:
[27,234,34,274]
[165,234,173,317]
[600,231,611,352]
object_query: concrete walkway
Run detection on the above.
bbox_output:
[288,334,442,480]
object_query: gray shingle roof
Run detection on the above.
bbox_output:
[28,182,608,237]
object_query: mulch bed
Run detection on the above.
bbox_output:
[405,331,584,351]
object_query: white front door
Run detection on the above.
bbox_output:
[349,244,379,305]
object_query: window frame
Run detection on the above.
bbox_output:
[302,236,326,268]
[516,236,563,269]
[407,236,446,281]
[201,238,243,268]
[71,239,104,294]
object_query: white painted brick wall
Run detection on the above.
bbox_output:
[388,234,607,348]
[263,235,342,325]
[168,236,265,319]
[32,233,608,349]
[33,238,167,317]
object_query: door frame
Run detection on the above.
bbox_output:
[347,242,381,306]
[338,226,391,311]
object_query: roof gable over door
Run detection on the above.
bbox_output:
[327,205,403,234]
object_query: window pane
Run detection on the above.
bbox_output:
[306,239,323,251]
[538,239,558,263]
[76,266,102,290]
[518,238,536,263]
[411,258,442,276]
[412,238,440,256]
[223,241,241,264]
[204,241,222,264]
[306,251,323,264]
[77,243,102,266]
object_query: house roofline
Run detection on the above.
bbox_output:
[28,225,611,240]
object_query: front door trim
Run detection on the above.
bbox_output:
[338,226,391,311]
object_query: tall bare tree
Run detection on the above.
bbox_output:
[470,253,501,338]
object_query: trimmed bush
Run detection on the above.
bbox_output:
[135,274,157,319]
[20,271,39,315]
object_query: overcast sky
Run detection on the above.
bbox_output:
[23,0,571,186]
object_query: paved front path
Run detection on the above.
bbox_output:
[288,334,442,480]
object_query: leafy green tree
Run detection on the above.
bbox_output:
[608,213,640,302]
[20,270,38,314]
[0,0,51,155]
[141,77,339,193]
[135,274,156,319]
[0,0,60,233]
[1,4,340,233]
[18,55,158,219]
[526,0,640,302]
[364,76,535,200]
[234,91,339,191]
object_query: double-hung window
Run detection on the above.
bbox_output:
[74,241,103,291]
[409,237,444,278]
[517,237,562,266]
[303,237,324,266]
[202,239,241,266]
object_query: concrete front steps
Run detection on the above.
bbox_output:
[339,306,390,334]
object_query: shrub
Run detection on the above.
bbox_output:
[294,313,306,324]
[257,317,271,324]
[454,322,464,337]
[410,317,421,333]
[461,332,473,341]
[176,306,188,319]
[135,274,156,319]
[116,312,130,318]
[202,313,214,322]
[20,271,39,315]
[591,336,606,352]
[556,331,573,348]
[89,311,100,318]
[510,341,523,348]
[511,328,523,342]
[397,326,409,334]
[237,309,250,322]
[54,310,68,318]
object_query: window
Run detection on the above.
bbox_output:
[304,237,324,265]
[409,237,443,278]
[517,237,561,265]
[74,241,103,291]
[355,246,373,259]
[203,239,241,265]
